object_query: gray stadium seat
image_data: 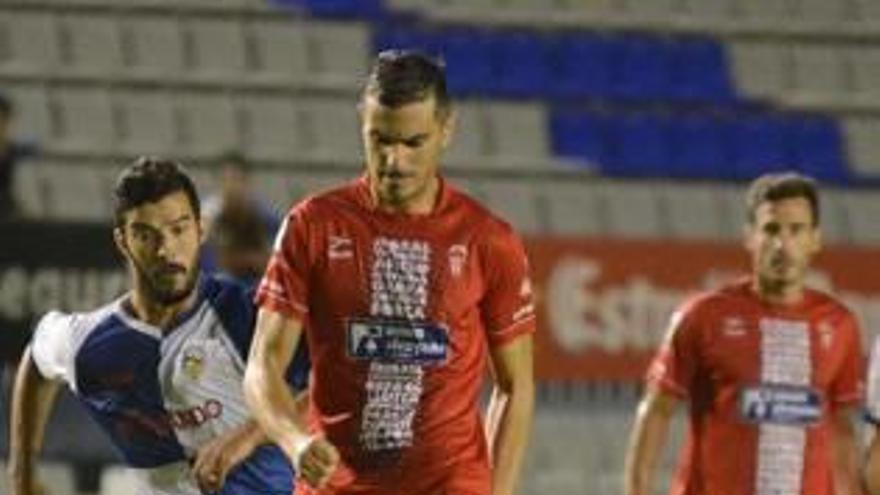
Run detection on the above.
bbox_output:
[249,20,310,86]
[716,186,748,240]
[842,192,880,245]
[601,182,664,238]
[302,21,371,88]
[444,103,488,170]
[6,84,52,142]
[480,180,544,233]
[484,102,550,171]
[38,162,114,221]
[850,47,880,102]
[58,14,124,77]
[842,116,880,177]
[122,16,186,80]
[820,188,851,245]
[116,90,178,156]
[186,18,248,82]
[796,0,855,22]
[14,158,50,218]
[0,12,61,77]
[659,183,726,240]
[50,87,117,154]
[298,97,362,165]
[736,0,793,21]
[791,43,847,97]
[176,92,240,158]
[238,95,303,162]
[541,181,604,236]
[679,0,736,20]
[728,40,790,99]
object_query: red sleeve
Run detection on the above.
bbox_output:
[255,202,313,321]
[646,299,704,399]
[829,311,865,408]
[478,221,536,348]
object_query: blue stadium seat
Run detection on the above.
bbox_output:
[789,115,850,183]
[274,0,386,18]
[549,109,610,168]
[669,38,734,102]
[550,33,615,99]
[436,29,495,96]
[495,31,553,98]
[606,113,673,176]
[730,113,793,180]
[611,37,673,101]
[668,114,733,178]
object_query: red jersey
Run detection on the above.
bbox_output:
[647,279,864,495]
[256,176,535,495]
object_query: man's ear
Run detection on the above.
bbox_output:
[113,226,129,259]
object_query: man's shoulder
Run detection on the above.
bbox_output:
[36,301,120,339]
[674,282,748,323]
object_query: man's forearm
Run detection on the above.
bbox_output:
[624,394,676,495]
[487,383,534,495]
[243,356,309,461]
[8,348,60,495]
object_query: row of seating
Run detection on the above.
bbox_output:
[16,160,880,245]
[388,0,880,27]
[374,27,733,101]
[0,11,370,90]
[551,109,849,182]
[3,85,560,170]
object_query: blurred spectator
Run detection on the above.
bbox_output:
[0,93,38,219]
[202,151,280,284]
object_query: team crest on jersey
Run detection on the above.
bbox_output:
[448,244,467,277]
[329,235,354,260]
[722,317,748,337]
[181,346,206,380]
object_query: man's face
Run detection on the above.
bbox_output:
[115,190,203,305]
[360,95,452,209]
[746,197,821,292]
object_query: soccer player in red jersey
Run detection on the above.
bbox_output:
[624,173,864,495]
[243,51,536,495]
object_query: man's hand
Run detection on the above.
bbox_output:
[192,423,263,493]
[295,437,341,489]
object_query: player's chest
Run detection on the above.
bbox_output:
[703,315,842,387]
[310,224,485,313]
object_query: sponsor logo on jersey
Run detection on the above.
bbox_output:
[329,235,354,260]
[740,384,822,426]
[448,244,467,277]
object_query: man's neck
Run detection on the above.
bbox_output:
[753,277,805,307]
[373,176,440,216]
[128,288,197,330]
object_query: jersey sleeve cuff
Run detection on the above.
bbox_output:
[255,291,309,322]
[487,315,536,348]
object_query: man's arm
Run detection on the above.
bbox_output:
[8,346,62,495]
[485,334,534,495]
[243,308,338,488]
[829,407,861,495]
[624,387,680,495]
[865,424,880,494]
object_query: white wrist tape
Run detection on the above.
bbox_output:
[292,435,317,470]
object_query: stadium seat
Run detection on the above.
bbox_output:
[436,28,495,96]
[275,0,385,19]
[37,162,113,221]
[850,46,880,101]
[668,38,733,102]
[789,115,849,183]
[484,102,551,169]
[791,43,847,97]
[842,191,880,244]
[50,87,117,154]
[122,16,186,80]
[444,102,488,169]
[6,84,52,142]
[667,114,733,178]
[605,113,673,177]
[737,0,793,21]
[186,18,248,82]
[175,92,240,158]
[843,116,880,178]
[494,31,553,98]
[0,12,61,77]
[480,180,544,233]
[238,95,303,162]
[601,181,665,238]
[612,36,673,100]
[303,21,372,88]
[819,188,852,244]
[549,109,610,169]
[729,113,792,180]
[116,90,178,156]
[659,182,727,239]
[728,40,789,99]
[540,181,605,236]
[58,14,124,78]
[550,33,615,99]
[679,0,736,20]
[297,97,362,164]
[249,20,310,85]
[797,0,855,22]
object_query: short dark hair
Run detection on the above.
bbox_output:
[217,150,251,174]
[746,172,820,226]
[362,50,450,116]
[113,156,201,227]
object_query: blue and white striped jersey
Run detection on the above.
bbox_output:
[31,275,308,495]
